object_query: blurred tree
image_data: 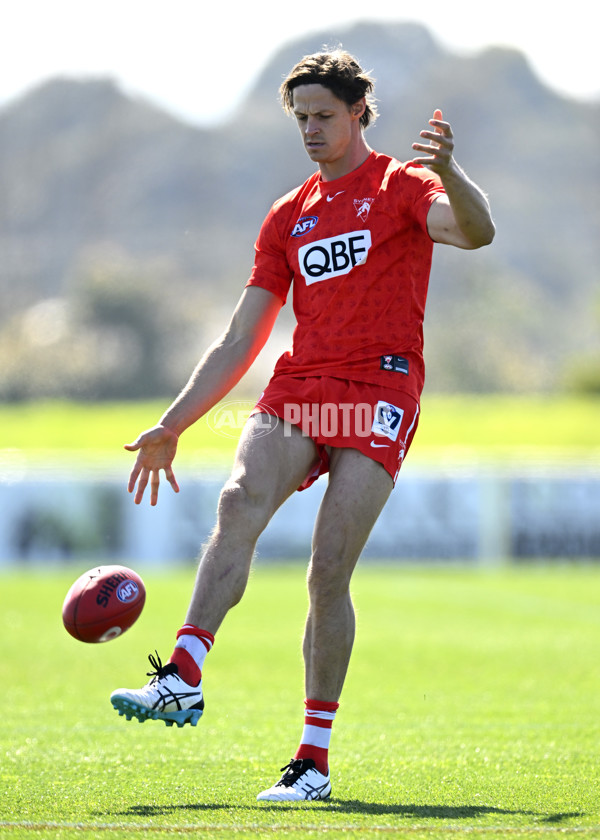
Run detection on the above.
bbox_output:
[563,293,600,395]
[568,362,600,395]
[71,265,174,398]
[0,256,207,401]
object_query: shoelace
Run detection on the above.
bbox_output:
[278,758,315,786]
[146,651,180,683]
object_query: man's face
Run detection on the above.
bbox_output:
[291,84,363,168]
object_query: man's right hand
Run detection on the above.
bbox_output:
[124,425,180,506]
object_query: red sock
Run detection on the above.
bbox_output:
[167,625,214,686]
[168,647,201,686]
[294,698,339,776]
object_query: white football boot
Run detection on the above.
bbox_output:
[256,758,332,802]
[110,652,204,727]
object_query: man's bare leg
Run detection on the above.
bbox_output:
[184,414,319,633]
[303,447,393,701]
[111,414,318,725]
[256,447,393,802]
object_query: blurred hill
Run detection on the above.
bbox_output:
[0,21,598,399]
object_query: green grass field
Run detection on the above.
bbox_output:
[2,565,599,839]
[1,395,599,470]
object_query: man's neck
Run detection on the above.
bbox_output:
[319,142,372,182]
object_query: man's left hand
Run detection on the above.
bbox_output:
[411,109,454,174]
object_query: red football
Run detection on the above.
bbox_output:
[62,565,146,643]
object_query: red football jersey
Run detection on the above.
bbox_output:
[246,150,445,401]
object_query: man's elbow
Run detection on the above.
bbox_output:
[480,219,496,246]
[465,219,496,249]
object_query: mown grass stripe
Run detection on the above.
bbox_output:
[0,821,598,834]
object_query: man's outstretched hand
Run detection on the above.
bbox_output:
[124,425,180,506]
[411,109,455,175]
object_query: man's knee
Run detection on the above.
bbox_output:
[307,550,355,605]
[216,476,272,536]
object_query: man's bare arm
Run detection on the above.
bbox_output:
[125,286,282,505]
[411,109,495,250]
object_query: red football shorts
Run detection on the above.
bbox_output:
[252,375,420,491]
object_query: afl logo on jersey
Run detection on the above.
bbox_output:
[291,216,318,237]
[298,230,372,286]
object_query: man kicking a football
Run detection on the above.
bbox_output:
[110,49,494,801]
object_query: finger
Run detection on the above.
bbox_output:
[127,463,142,494]
[164,466,180,495]
[428,124,453,142]
[418,130,452,147]
[409,151,448,171]
[134,469,150,505]
[411,143,450,161]
[124,438,143,452]
[150,470,161,507]
[410,158,437,171]
[431,108,445,135]
[412,144,445,160]
[428,120,453,142]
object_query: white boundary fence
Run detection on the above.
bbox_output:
[1,460,599,565]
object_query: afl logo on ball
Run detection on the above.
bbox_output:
[116,580,140,604]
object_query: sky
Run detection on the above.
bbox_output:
[1,0,597,126]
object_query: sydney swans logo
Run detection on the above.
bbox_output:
[354,197,374,222]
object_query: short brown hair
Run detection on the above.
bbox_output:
[280,49,377,129]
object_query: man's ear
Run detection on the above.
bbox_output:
[351,98,366,120]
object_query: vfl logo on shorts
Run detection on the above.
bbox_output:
[298,230,371,285]
[371,401,404,442]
